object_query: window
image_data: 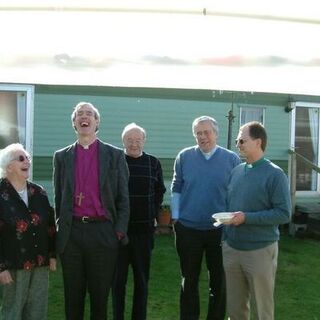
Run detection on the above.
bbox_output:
[240,106,265,126]
[0,85,34,154]
[294,105,320,191]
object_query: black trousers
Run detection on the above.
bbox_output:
[60,220,118,320]
[112,232,154,320]
[174,222,226,320]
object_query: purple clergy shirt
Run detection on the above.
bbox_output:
[73,140,108,218]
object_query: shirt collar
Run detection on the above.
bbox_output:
[200,146,217,160]
[246,157,267,169]
[77,139,97,150]
[124,150,143,158]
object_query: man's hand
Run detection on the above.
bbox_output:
[0,270,13,285]
[171,219,177,225]
[49,258,57,271]
[229,211,246,226]
[116,232,125,241]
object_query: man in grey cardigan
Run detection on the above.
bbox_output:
[53,102,129,320]
[223,121,291,320]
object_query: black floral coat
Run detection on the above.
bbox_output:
[0,178,56,272]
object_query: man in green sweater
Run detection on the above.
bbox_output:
[223,121,291,320]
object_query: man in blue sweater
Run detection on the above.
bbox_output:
[223,121,291,320]
[171,116,240,320]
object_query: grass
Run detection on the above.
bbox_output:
[47,232,320,319]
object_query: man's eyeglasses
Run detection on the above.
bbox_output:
[235,139,247,145]
[12,155,31,162]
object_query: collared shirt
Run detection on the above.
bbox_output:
[171,146,218,219]
[245,157,267,172]
[73,140,108,218]
[171,145,241,229]
[200,146,217,160]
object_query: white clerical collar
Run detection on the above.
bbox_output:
[245,157,267,170]
[78,138,97,150]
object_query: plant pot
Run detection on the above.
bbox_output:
[158,210,171,226]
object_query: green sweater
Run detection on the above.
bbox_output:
[224,158,291,250]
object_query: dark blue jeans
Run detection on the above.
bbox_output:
[174,222,226,320]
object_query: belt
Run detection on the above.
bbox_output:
[73,215,108,223]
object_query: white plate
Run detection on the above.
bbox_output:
[212,212,234,224]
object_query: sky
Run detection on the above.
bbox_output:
[1,1,320,94]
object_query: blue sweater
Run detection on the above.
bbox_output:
[224,159,291,250]
[171,145,240,230]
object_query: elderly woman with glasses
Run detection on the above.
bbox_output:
[0,143,56,320]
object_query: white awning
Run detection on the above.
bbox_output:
[1,0,320,95]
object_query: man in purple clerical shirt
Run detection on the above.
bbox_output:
[53,102,130,320]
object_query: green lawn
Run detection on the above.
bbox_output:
[48,232,320,319]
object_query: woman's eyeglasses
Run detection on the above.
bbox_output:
[12,155,31,162]
[235,139,247,145]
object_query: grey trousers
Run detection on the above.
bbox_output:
[1,267,49,320]
[223,242,278,320]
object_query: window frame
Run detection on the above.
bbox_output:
[290,101,320,194]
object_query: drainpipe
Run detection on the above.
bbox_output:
[226,93,236,150]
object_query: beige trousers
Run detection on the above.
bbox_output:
[222,242,278,320]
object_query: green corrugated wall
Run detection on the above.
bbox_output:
[32,85,292,204]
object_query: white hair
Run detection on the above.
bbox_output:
[0,143,29,178]
[192,115,219,136]
[121,123,146,141]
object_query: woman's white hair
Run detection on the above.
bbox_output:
[0,143,29,178]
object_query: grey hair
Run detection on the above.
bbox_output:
[71,102,101,132]
[192,116,219,136]
[121,123,146,141]
[0,143,30,178]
